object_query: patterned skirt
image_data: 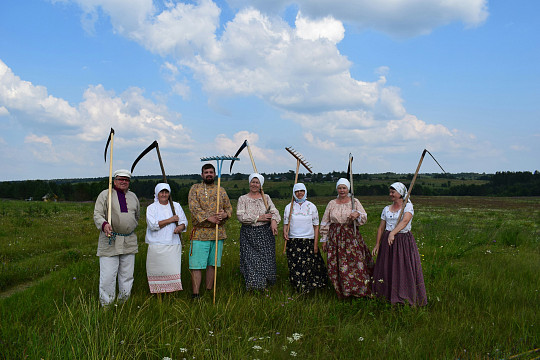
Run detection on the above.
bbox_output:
[146,244,183,293]
[327,223,374,298]
[239,224,276,290]
[286,238,328,293]
[372,231,427,306]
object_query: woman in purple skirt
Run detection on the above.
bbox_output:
[372,182,427,306]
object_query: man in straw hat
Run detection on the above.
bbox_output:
[188,163,232,299]
[93,169,140,306]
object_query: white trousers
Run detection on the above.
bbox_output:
[99,254,135,306]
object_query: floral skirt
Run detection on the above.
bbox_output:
[327,223,374,298]
[239,224,276,290]
[372,231,427,306]
[286,238,328,293]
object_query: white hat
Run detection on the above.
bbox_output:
[154,183,171,202]
[336,178,350,190]
[293,183,307,203]
[114,169,132,178]
[249,173,264,186]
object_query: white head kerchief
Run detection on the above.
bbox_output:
[154,183,171,203]
[293,183,307,203]
[390,182,411,202]
[249,173,264,187]
[336,178,350,190]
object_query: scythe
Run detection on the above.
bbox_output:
[104,128,115,228]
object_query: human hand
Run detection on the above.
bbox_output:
[314,243,319,254]
[270,220,278,235]
[258,213,272,222]
[372,244,379,257]
[103,223,113,237]
[322,242,327,252]
[171,214,179,223]
[388,233,395,246]
[207,215,220,224]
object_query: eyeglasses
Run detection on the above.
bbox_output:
[115,178,130,182]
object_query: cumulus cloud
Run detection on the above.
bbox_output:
[25,134,52,145]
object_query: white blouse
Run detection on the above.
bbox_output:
[145,201,188,245]
[283,201,319,239]
[381,202,414,233]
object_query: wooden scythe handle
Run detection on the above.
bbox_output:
[283,159,300,254]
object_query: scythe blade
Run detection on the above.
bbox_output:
[104,128,115,162]
[229,139,248,173]
[131,140,158,174]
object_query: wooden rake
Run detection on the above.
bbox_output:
[200,155,239,304]
[283,147,313,253]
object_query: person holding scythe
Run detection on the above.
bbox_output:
[236,173,281,291]
[320,178,373,299]
[93,169,140,306]
[371,182,427,306]
[145,183,188,294]
[188,163,232,299]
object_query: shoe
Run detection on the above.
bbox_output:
[191,293,200,299]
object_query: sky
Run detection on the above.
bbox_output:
[0,0,539,181]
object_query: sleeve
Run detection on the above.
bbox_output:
[283,203,291,225]
[188,185,210,226]
[236,196,259,225]
[354,198,367,226]
[311,203,319,226]
[174,202,189,232]
[319,202,332,242]
[220,188,233,221]
[135,196,140,222]
[266,195,281,224]
[93,191,107,231]
[404,202,414,216]
[146,203,161,231]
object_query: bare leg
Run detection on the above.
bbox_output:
[191,269,202,294]
[205,265,215,290]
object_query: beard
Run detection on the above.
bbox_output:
[203,176,215,185]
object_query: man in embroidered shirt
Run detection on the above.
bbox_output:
[93,169,140,306]
[188,163,232,298]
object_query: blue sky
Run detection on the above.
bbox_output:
[1,0,539,181]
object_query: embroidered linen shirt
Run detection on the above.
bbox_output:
[236,194,281,226]
[381,202,414,233]
[283,201,319,238]
[188,182,232,241]
[145,201,188,245]
[319,198,367,242]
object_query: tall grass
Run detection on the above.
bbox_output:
[0,196,539,359]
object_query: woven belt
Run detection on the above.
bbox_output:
[109,231,134,245]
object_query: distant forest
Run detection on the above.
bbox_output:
[1,171,538,203]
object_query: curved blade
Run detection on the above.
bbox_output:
[104,128,115,162]
[131,140,158,174]
[347,154,353,182]
[229,139,248,173]
[425,149,447,173]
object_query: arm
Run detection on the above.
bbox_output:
[313,225,320,253]
[188,185,213,226]
[349,198,367,225]
[236,195,260,225]
[388,212,413,246]
[218,188,233,222]
[320,202,331,252]
[266,195,280,235]
[93,191,112,237]
[372,219,386,256]
[173,202,188,234]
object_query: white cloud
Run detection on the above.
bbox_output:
[295,11,344,43]
[25,134,52,145]
[0,106,9,116]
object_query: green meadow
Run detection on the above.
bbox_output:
[0,195,538,359]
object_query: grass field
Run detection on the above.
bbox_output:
[0,195,539,359]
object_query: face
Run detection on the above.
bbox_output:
[336,184,349,197]
[389,188,402,201]
[294,190,305,199]
[202,168,215,184]
[249,177,261,192]
[158,189,170,204]
[114,176,130,192]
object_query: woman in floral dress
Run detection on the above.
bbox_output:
[283,183,327,293]
[320,178,373,298]
[236,173,281,290]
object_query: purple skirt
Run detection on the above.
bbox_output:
[372,231,427,306]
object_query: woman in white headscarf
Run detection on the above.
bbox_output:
[145,183,188,294]
[372,182,427,306]
[320,178,374,298]
[283,183,327,293]
[236,173,281,290]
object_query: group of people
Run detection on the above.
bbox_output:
[93,165,427,307]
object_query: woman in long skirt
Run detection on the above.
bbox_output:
[372,182,427,306]
[283,183,327,293]
[320,178,373,298]
[236,173,281,290]
[145,183,188,294]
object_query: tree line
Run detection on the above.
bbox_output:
[0,171,538,202]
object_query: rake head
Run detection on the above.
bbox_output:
[285,147,313,173]
[201,155,240,161]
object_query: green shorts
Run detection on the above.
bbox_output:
[189,240,224,269]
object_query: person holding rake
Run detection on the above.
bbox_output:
[372,182,427,306]
[320,178,374,299]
